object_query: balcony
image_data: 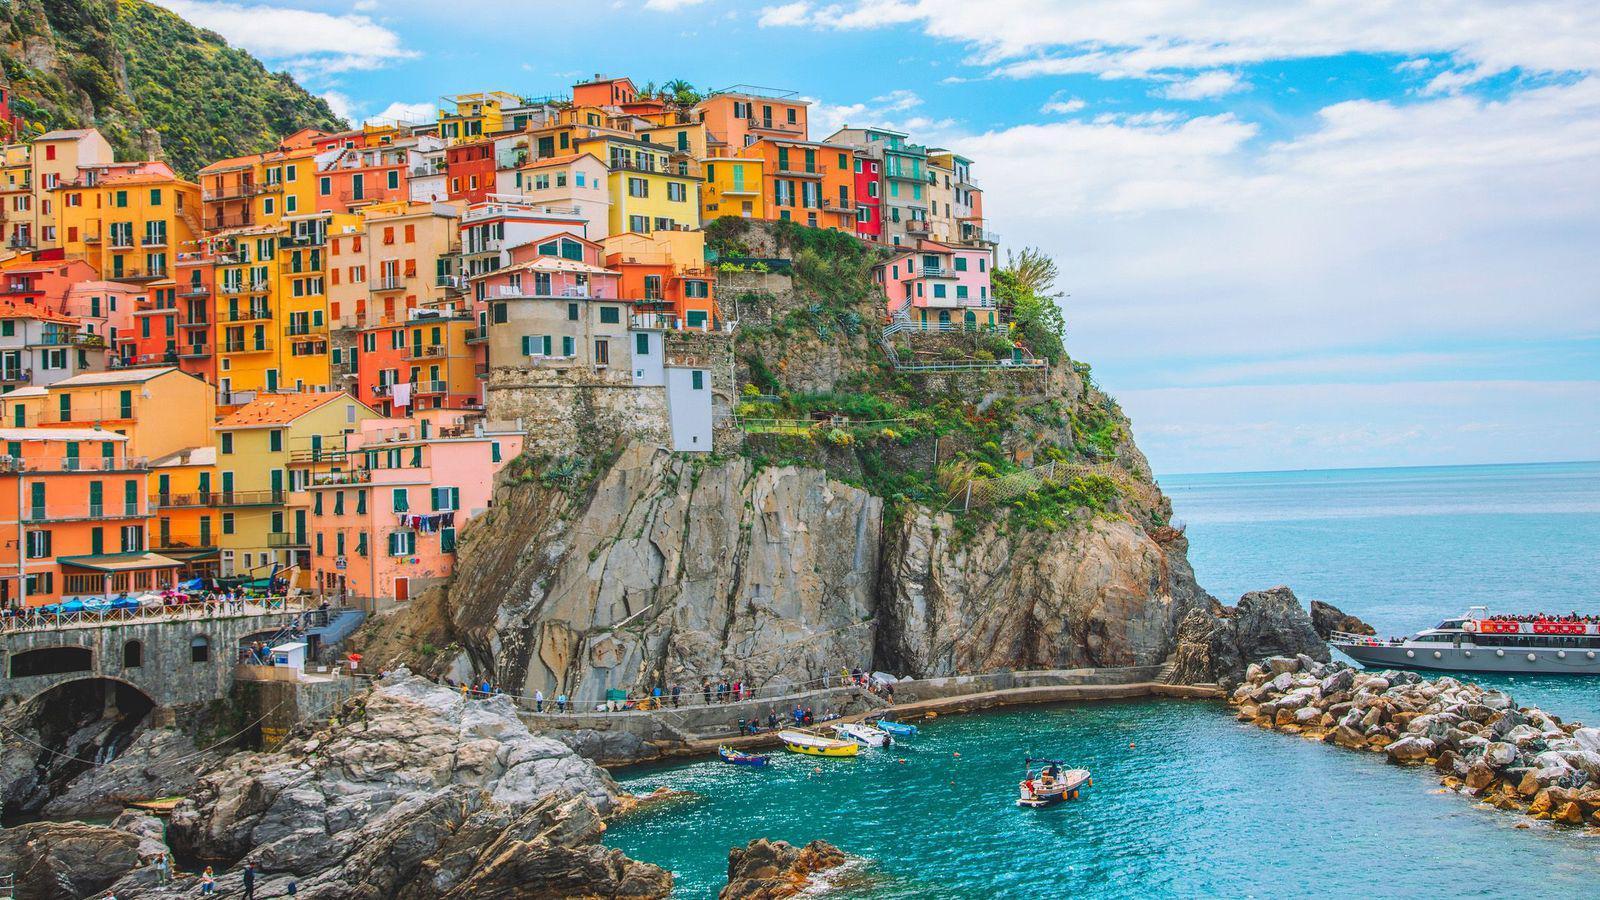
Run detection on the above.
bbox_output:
[0,455,149,473]
[308,469,371,487]
[821,198,856,212]
[33,332,106,349]
[217,489,285,507]
[178,284,211,298]
[6,235,34,250]
[774,164,827,179]
[746,117,804,136]
[906,220,932,234]
[152,532,216,552]
[27,404,136,425]
[488,284,591,300]
[209,212,256,230]
[177,343,211,358]
[407,343,450,359]
[112,352,178,369]
[918,265,953,278]
[279,233,325,249]
[464,327,486,344]
[141,234,169,248]
[221,339,274,353]
[82,231,102,244]
[226,306,272,323]
[436,274,467,291]
[414,379,451,395]
[24,504,145,523]
[0,368,31,384]
[372,276,406,292]
[629,313,680,330]
[267,532,310,549]
[179,314,210,328]
[106,268,168,281]
[202,181,264,201]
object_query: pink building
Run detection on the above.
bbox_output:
[63,280,141,349]
[296,411,523,607]
[874,239,998,329]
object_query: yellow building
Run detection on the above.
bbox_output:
[0,143,34,254]
[213,391,377,581]
[575,135,700,236]
[31,129,115,250]
[56,163,201,283]
[149,444,221,576]
[196,143,321,233]
[0,367,215,457]
[701,156,765,222]
[437,92,520,144]
[210,226,285,398]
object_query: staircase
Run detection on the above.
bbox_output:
[1155,660,1178,684]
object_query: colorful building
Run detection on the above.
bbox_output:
[0,427,176,606]
[695,88,809,149]
[501,153,611,239]
[602,230,716,328]
[737,138,855,231]
[475,232,630,373]
[574,134,699,236]
[292,412,523,606]
[212,391,378,584]
[436,92,521,144]
[701,156,765,223]
[56,162,202,282]
[874,240,998,329]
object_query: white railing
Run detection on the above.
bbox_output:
[1,597,309,635]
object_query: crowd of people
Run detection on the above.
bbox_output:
[1484,612,1600,624]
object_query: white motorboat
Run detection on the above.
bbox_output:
[1332,606,1600,675]
[829,722,892,747]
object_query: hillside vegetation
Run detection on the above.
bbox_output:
[0,0,343,176]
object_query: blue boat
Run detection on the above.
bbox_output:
[718,746,770,767]
[876,719,918,737]
[1017,757,1091,807]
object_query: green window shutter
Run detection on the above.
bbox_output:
[393,488,408,512]
[562,336,574,356]
[635,333,649,355]
[441,527,456,553]
[91,527,104,555]
[357,490,367,514]
[521,335,531,355]
[491,441,502,463]
[542,335,552,356]
[314,493,323,515]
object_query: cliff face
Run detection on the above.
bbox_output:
[358,221,1221,696]
[0,0,343,175]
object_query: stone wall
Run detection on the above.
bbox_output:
[0,612,299,711]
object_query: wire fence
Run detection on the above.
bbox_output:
[955,461,1131,510]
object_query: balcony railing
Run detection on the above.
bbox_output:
[373,276,406,292]
[152,532,216,551]
[775,164,827,178]
[747,117,804,135]
[178,285,210,298]
[177,343,211,358]
[221,339,273,353]
[436,274,467,291]
[150,489,283,508]
[309,469,371,487]
[0,455,149,473]
[414,379,451,395]
[407,343,450,359]
[141,234,169,248]
[464,327,486,344]
[286,323,329,337]
[906,220,932,234]
[112,352,178,368]
[267,532,310,548]
[488,284,591,299]
[202,181,266,201]
[226,306,272,322]
[0,368,30,383]
[33,332,106,348]
[24,503,145,523]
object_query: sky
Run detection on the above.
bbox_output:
[153,0,1600,474]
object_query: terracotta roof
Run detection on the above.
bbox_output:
[0,299,77,324]
[37,129,99,141]
[519,152,601,170]
[217,392,355,429]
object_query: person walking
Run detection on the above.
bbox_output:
[154,851,170,884]
[671,684,682,708]
[534,688,545,713]
[557,693,568,713]
[242,863,256,900]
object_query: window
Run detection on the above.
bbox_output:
[635,332,650,355]
[220,433,234,454]
[627,177,648,198]
[561,335,575,357]
[222,512,235,534]
[269,430,283,452]
[25,529,51,559]
[954,256,968,272]
[441,527,457,553]
[190,635,210,663]
[389,531,415,556]
[667,182,687,202]
[691,370,704,390]
[599,306,620,325]
[392,488,409,512]
[594,339,609,366]
[124,640,143,669]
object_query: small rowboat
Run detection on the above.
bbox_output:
[875,719,918,737]
[830,722,892,747]
[778,729,860,757]
[1017,757,1091,807]
[718,746,770,767]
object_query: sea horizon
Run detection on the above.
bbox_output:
[1159,457,1600,479]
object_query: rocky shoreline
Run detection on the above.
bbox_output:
[1232,656,1600,827]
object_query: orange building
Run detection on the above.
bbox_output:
[695,88,809,149]
[602,230,717,328]
[738,138,855,231]
[0,428,178,607]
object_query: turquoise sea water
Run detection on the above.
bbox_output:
[610,462,1600,897]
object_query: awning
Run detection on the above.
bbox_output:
[57,551,186,573]
[156,547,222,562]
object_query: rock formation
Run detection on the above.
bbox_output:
[0,817,166,900]
[1165,586,1330,687]
[1309,600,1375,639]
[719,838,849,900]
[118,672,673,899]
[1232,659,1600,826]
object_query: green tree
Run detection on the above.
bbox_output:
[996,248,1068,363]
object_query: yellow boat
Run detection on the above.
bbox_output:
[778,729,860,757]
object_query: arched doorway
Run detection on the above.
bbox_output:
[123,640,143,669]
[190,635,210,663]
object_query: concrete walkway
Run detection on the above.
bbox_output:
[664,679,1222,760]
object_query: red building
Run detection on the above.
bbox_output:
[316,147,409,214]
[852,151,883,242]
[445,139,496,205]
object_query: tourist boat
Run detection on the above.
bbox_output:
[875,719,918,737]
[1016,758,1091,808]
[718,746,770,767]
[829,722,892,747]
[1331,606,1600,675]
[778,730,860,757]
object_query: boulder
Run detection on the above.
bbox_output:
[1319,668,1355,696]
[1309,600,1375,639]
[719,839,848,900]
[0,821,153,900]
[1464,761,1496,792]
[1385,736,1435,764]
[1332,725,1368,750]
[1555,801,1585,825]
[1483,742,1520,769]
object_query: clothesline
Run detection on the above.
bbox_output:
[397,511,454,533]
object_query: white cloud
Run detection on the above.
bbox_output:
[759,1,1600,88]
[803,89,955,136]
[318,90,357,124]
[644,0,707,9]
[1155,71,1247,100]
[370,101,436,126]
[153,0,416,81]
[758,2,812,27]
[1040,94,1085,114]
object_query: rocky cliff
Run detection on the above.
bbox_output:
[357,222,1256,702]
